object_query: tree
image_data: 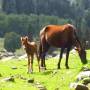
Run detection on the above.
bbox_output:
[4,32,21,52]
[2,0,17,14]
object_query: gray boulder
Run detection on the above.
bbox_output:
[75,84,89,90]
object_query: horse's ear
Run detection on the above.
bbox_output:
[74,47,81,52]
[21,37,23,41]
[74,47,78,51]
[25,36,28,41]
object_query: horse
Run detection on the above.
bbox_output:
[39,24,87,70]
[21,36,40,73]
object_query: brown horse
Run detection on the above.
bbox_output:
[21,36,40,73]
[39,24,87,69]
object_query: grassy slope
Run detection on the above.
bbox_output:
[0,50,90,90]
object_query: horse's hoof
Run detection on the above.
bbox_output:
[27,72,33,74]
[57,66,60,69]
[27,69,33,74]
[28,72,33,74]
[40,67,46,71]
[66,66,69,69]
[45,67,47,70]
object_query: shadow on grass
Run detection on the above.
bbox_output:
[32,68,58,75]
[42,70,52,75]
[40,68,59,75]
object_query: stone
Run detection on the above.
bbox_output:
[27,78,34,83]
[3,76,15,82]
[82,78,90,85]
[35,82,47,90]
[11,66,17,69]
[20,76,27,80]
[75,84,89,90]
[77,71,90,81]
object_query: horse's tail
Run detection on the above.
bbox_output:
[40,26,47,36]
[39,26,49,58]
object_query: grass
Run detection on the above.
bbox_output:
[0,50,90,90]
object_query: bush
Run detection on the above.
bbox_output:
[4,32,21,52]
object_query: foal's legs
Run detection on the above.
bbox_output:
[30,55,33,73]
[58,48,64,69]
[27,54,33,73]
[65,47,71,69]
[27,55,30,73]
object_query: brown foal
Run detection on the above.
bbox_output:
[21,36,40,73]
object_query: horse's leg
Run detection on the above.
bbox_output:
[41,53,44,67]
[41,43,50,70]
[44,43,50,70]
[39,41,44,68]
[41,52,46,69]
[35,52,40,72]
[58,48,64,69]
[43,54,46,70]
[65,47,71,69]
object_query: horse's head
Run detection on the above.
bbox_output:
[75,47,87,64]
[21,36,29,48]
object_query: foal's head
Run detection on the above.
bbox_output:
[21,36,29,48]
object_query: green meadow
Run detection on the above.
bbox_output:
[0,50,90,90]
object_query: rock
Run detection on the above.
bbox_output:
[36,84,46,90]
[11,66,17,69]
[70,83,78,89]
[81,66,90,71]
[87,83,90,89]
[20,76,27,80]
[71,69,90,90]
[35,82,47,90]
[39,87,47,90]
[27,78,34,83]
[70,83,89,90]
[82,78,90,85]
[77,71,90,81]
[75,84,89,90]
[3,76,15,82]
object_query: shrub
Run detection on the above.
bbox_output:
[4,32,21,52]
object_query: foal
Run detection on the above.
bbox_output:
[21,36,40,73]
